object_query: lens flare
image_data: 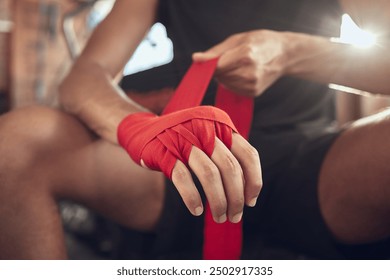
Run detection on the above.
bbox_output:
[338,14,377,48]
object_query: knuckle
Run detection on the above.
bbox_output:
[241,33,252,43]
[245,145,260,159]
[173,165,188,182]
[246,172,263,196]
[184,192,200,208]
[230,195,245,210]
[251,177,263,192]
[245,71,258,84]
[240,46,256,65]
[220,154,240,174]
[199,164,219,180]
[247,46,257,61]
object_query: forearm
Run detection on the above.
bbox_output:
[58,0,158,143]
[285,32,390,95]
[59,58,148,144]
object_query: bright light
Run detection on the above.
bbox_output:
[124,23,173,75]
[338,14,377,48]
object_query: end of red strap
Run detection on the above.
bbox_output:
[203,203,243,260]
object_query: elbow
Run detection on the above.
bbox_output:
[57,59,94,115]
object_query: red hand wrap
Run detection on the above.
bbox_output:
[117,106,237,178]
[118,58,253,260]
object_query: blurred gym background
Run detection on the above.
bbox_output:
[0,0,389,259]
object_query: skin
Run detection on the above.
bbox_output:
[0,0,389,258]
[59,0,262,224]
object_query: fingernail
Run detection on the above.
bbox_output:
[216,214,227,223]
[194,206,203,216]
[140,159,149,169]
[231,212,243,223]
[248,197,258,207]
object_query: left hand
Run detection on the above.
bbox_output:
[117,106,262,223]
[193,30,290,97]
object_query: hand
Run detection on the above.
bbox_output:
[171,131,262,224]
[193,30,289,97]
[118,106,262,223]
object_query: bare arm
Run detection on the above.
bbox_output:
[194,0,390,96]
[285,32,390,95]
[288,0,390,95]
[58,0,262,223]
[59,0,159,143]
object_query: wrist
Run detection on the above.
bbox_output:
[117,112,157,148]
[283,32,333,76]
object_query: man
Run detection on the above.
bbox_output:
[0,0,389,259]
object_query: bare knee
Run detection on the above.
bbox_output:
[319,111,390,244]
[0,106,93,193]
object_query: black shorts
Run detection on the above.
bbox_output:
[145,127,390,260]
[64,125,390,260]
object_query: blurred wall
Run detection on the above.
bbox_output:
[1,1,389,124]
[0,0,95,111]
[0,0,11,113]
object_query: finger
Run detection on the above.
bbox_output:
[192,51,218,62]
[231,133,263,207]
[193,46,242,73]
[216,46,246,74]
[192,35,242,62]
[171,160,204,216]
[188,146,227,223]
[195,46,256,96]
[211,138,245,223]
[214,68,256,96]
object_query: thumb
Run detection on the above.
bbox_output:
[192,51,219,62]
[192,35,240,62]
[192,41,227,62]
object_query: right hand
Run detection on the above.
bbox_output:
[193,30,289,97]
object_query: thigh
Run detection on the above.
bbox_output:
[52,139,165,232]
[319,109,390,244]
[243,116,390,259]
[1,106,165,232]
